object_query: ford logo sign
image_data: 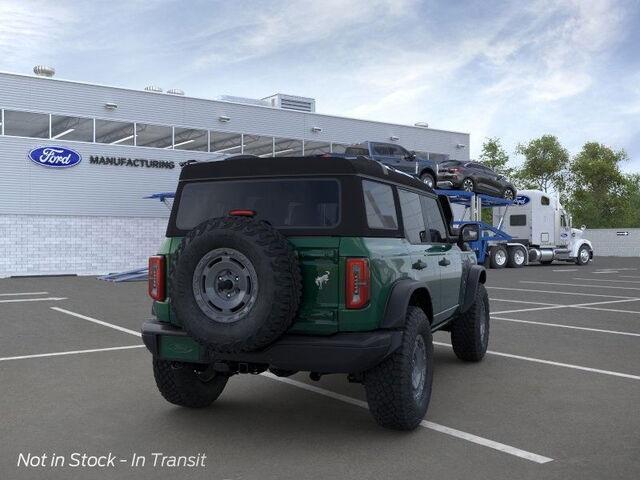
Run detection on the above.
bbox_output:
[514,195,530,206]
[28,146,82,168]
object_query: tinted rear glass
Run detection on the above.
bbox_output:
[345,147,369,156]
[175,179,340,230]
[440,160,461,167]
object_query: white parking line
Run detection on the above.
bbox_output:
[488,286,639,299]
[620,275,640,279]
[492,316,640,337]
[0,297,67,304]
[261,372,553,464]
[552,269,578,272]
[490,298,560,307]
[573,277,640,284]
[51,307,142,337]
[491,298,640,315]
[0,291,49,296]
[434,342,640,381]
[0,345,144,362]
[521,281,640,291]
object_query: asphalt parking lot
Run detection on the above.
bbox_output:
[1,257,639,480]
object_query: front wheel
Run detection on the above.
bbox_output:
[364,307,433,430]
[420,172,435,189]
[451,283,490,362]
[461,178,475,192]
[153,359,228,408]
[576,245,591,265]
[489,245,508,269]
[503,188,516,200]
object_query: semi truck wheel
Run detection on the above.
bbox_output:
[507,246,526,268]
[576,245,591,265]
[364,307,433,431]
[489,245,508,269]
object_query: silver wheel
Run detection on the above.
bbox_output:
[192,248,259,323]
[462,178,474,192]
[503,188,515,200]
[494,249,507,266]
[579,246,590,264]
[421,173,435,189]
[513,248,525,265]
[411,335,427,402]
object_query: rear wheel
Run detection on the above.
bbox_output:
[451,284,489,362]
[503,188,515,200]
[364,307,433,430]
[489,245,508,269]
[153,359,228,408]
[507,246,526,268]
[420,172,435,189]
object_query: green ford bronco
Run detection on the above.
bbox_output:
[142,155,489,430]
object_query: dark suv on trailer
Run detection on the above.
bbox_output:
[142,155,489,430]
[437,160,517,199]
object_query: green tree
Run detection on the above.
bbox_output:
[515,135,569,193]
[566,142,633,228]
[479,137,513,177]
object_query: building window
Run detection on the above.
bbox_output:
[3,110,49,138]
[303,140,330,156]
[274,137,303,157]
[362,180,398,230]
[50,115,93,142]
[173,127,208,151]
[243,134,273,157]
[211,131,242,155]
[135,123,172,148]
[95,119,134,145]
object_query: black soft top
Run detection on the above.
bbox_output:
[179,155,431,192]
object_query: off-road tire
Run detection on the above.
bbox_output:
[153,359,228,408]
[450,283,489,362]
[170,216,302,353]
[363,307,433,431]
[489,245,508,269]
[420,172,435,189]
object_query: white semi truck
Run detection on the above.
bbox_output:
[492,189,593,267]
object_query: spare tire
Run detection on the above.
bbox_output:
[170,216,302,353]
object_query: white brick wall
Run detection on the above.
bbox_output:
[0,214,168,277]
[584,228,640,258]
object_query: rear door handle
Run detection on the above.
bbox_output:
[412,260,427,270]
[438,257,451,267]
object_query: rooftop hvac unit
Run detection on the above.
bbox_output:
[262,93,316,113]
[167,88,185,96]
[33,65,55,77]
[144,85,163,93]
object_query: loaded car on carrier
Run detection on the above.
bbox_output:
[143,155,489,430]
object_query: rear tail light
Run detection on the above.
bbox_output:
[148,255,166,301]
[345,258,370,309]
[229,209,256,217]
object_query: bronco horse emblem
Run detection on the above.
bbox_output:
[315,271,330,290]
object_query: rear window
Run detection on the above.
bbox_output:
[440,160,461,167]
[345,147,369,156]
[175,179,340,230]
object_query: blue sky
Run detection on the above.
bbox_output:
[1,0,639,170]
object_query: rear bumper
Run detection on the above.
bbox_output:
[141,320,403,374]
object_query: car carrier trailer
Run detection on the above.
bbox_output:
[437,189,593,268]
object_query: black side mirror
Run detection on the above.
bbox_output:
[458,223,479,248]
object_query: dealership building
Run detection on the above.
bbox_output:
[0,68,470,277]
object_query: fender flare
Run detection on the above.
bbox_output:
[381,279,433,329]
[461,265,486,313]
[571,239,593,258]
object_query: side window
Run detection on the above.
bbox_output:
[541,196,550,206]
[388,145,406,159]
[420,195,448,243]
[362,180,398,230]
[398,190,426,244]
[560,215,567,227]
[510,215,527,226]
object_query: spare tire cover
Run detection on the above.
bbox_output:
[170,216,302,353]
